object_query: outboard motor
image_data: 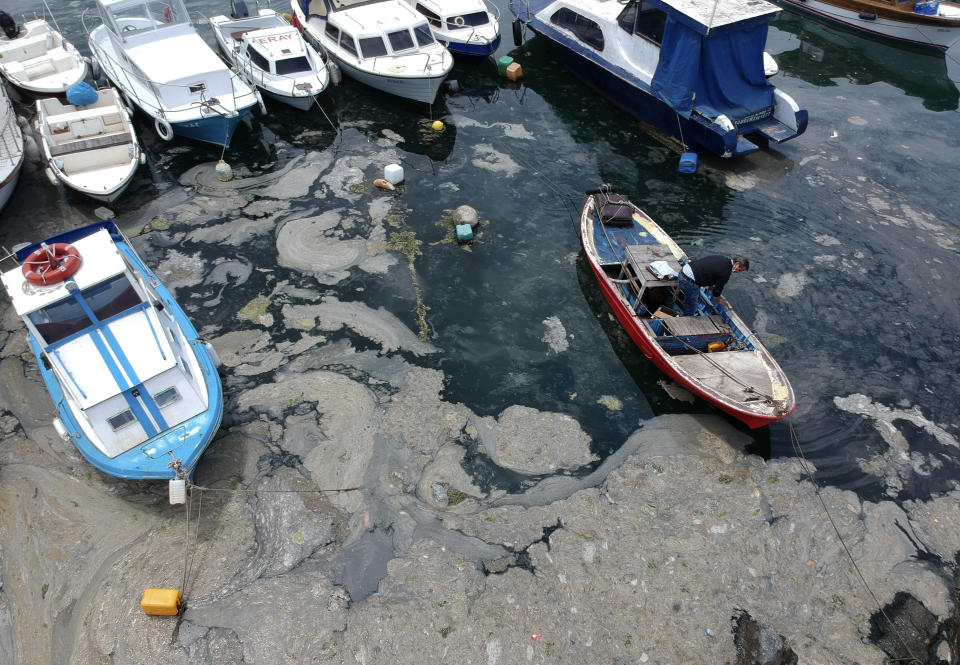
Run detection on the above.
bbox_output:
[0,11,20,39]
[230,0,250,19]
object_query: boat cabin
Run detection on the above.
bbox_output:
[299,0,439,58]
[95,0,192,39]
[412,0,493,33]
[237,26,314,76]
[1,228,209,459]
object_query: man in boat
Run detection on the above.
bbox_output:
[677,256,749,316]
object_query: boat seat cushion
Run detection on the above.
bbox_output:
[49,131,130,156]
[594,192,634,226]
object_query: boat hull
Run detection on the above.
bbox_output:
[333,56,449,104]
[0,163,21,212]
[777,0,960,50]
[442,33,501,57]
[579,193,795,428]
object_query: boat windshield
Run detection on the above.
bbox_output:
[106,0,190,36]
[445,11,489,30]
[28,273,143,345]
[275,56,312,74]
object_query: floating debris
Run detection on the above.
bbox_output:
[373,178,395,191]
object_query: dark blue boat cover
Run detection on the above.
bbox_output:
[652,18,774,121]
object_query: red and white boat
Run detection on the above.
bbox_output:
[775,0,960,51]
[579,186,795,429]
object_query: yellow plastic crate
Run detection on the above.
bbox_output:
[140,588,181,616]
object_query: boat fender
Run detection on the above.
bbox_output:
[714,114,735,133]
[512,19,523,47]
[254,89,267,115]
[858,11,877,19]
[155,116,174,141]
[203,340,222,368]
[707,341,726,353]
[215,159,233,182]
[139,151,146,165]
[45,167,58,186]
[326,60,342,85]
[52,418,71,441]
[21,243,83,286]
[88,57,102,83]
[169,479,187,505]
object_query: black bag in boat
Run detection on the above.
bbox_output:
[588,185,634,226]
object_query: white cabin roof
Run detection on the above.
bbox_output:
[247,27,309,59]
[125,32,229,83]
[330,1,426,33]
[415,0,490,14]
[591,0,778,29]
[1,229,127,316]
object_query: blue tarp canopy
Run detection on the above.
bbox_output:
[651,17,774,120]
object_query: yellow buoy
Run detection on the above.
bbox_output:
[431,120,444,132]
[141,588,182,616]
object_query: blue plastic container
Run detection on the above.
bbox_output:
[456,224,474,243]
[678,152,698,174]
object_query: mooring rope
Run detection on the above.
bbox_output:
[786,419,923,664]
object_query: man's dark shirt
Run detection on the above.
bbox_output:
[690,255,733,297]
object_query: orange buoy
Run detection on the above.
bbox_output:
[707,341,726,353]
[21,243,82,286]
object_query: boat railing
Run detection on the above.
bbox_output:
[0,92,23,167]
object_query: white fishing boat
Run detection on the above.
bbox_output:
[0,83,24,213]
[87,0,261,147]
[0,221,223,482]
[35,85,143,203]
[405,0,501,57]
[291,0,453,103]
[0,13,88,97]
[509,0,809,158]
[210,1,329,110]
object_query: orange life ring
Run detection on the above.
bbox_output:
[21,243,83,286]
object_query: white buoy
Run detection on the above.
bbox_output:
[384,163,404,185]
[215,159,233,182]
[169,479,186,505]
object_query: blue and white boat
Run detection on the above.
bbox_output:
[87,0,260,147]
[509,0,808,158]
[1,221,223,482]
[405,0,501,57]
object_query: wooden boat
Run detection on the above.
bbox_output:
[0,14,87,97]
[0,82,23,213]
[209,2,329,111]
[87,0,260,147]
[291,0,453,103]
[580,186,795,428]
[774,0,960,50]
[34,86,143,202]
[509,0,808,158]
[0,221,224,481]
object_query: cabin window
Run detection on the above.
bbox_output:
[617,1,666,46]
[359,36,389,58]
[324,23,340,42]
[108,409,136,431]
[446,11,489,30]
[29,297,89,345]
[550,8,604,51]
[276,56,311,74]
[246,47,270,72]
[153,387,181,408]
[416,5,442,28]
[340,31,358,56]
[388,29,415,52]
[83,274,142,322]
[414,24,435,46]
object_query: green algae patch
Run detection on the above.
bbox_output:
[387,231,422,261]
[349,183,372,195]
[237,296,271,323]
[150,217,172,231]
[597,395,623,411]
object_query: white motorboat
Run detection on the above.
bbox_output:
[35,85,143,203]
[405,0,501,57]
[509,0,809,158]
[0,83,24,212]
[210,2,329,111]
[0,13,88,97]
[291,0,453,103]
[87,0,260,147]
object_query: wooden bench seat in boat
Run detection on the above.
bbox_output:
[49,131,131,156]
[661,314,731,337]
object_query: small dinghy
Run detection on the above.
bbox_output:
[210,1,329,110]
[0,13,87,97]
[34,83,143,202]
[0,221,224,481]
[0,82,23,213]
[580,185,795,428]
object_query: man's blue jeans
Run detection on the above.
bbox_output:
[678,273,700,316]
